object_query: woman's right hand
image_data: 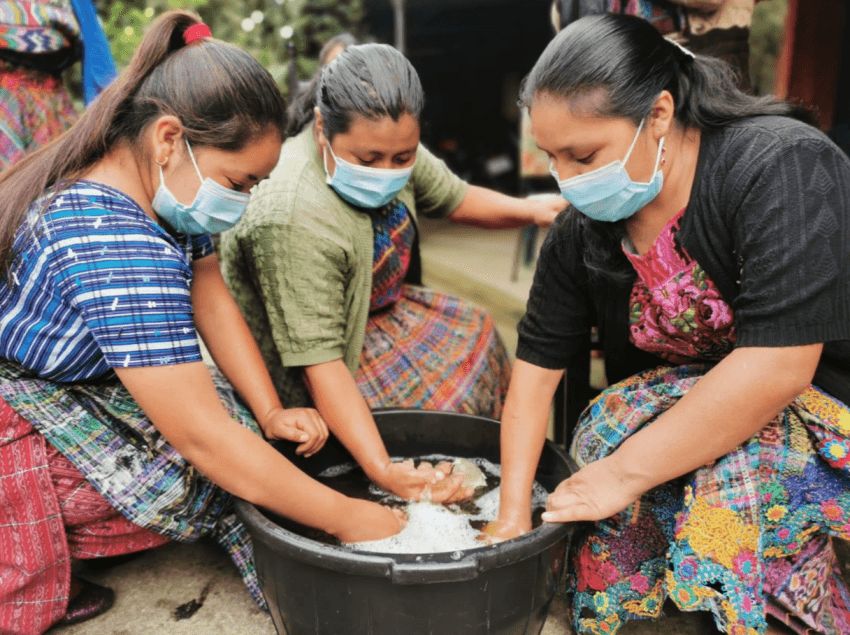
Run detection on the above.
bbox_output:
[333,499,408,544]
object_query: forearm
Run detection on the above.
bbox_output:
[191,255,282,428]
[116,363,351,535]
[303,359,391,480]
[612,344,822,493]
[448,185,540,229]
[499,360,564,528]
[194,296,282,423]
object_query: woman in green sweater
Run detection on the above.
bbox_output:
[220,43,564,502]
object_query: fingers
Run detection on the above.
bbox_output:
[299,410,329,457]
[426,473,465,504]
[476,519,525,544]
[274,409,327,457]
[542,489,595,524]
[391,507,408,530]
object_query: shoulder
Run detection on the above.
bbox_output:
[237,130,356,238]
[39,181,165,245]
[703,116,846,172]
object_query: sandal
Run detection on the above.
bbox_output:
[59,576,115,626]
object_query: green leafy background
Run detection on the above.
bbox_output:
[96,0,363,96]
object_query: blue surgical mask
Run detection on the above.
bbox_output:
[323,142,415,209]
[551,119,665,223]
[152,139,251,235]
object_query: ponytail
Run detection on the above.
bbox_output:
[0,10,285,277]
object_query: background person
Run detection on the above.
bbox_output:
[0,13,439,633]
[485,13,850,635]
[555,0,757,89]
[0,0,117,171]
[221,43,566,504]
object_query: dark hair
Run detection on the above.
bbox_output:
[287,43,424,140]
[286,33,359,137]
[520,13,815,280]
[0,10,286,278]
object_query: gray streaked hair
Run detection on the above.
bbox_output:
[317,43,424,141]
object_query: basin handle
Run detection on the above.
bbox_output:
[390,558,479,584]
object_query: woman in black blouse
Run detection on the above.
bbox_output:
[485,14,850,635]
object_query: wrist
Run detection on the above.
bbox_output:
[363,457,393,486]
[323,492,355,538]
[257,405,285,436]
[607,447,657,498]
[499,494,533,530]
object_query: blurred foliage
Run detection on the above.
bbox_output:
[749,0,787,96]
[96,0,362,96]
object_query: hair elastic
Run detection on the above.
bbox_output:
[184,23,212,44]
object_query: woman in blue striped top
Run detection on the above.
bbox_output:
[0,11,456,633]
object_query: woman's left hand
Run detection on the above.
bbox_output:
[261,406,330,457]
[527,194,568,227]
[542,456,647,524]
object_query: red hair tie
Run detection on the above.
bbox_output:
[183,24,212,44]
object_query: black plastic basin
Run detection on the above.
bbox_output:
[235,409,574,635]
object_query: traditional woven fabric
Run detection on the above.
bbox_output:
[564,218,850,634]
[0,181,213,381]
[0,61,76,169]
[624,209,736,363]
[0,1,79,54]
[0,397,167,635]
[46,442,170,560]
[568,366,850,635]
[355,283,511,418]
[606,0,680,35]
[368,200,414,311]
[0,360,268,611]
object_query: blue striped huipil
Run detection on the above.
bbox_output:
[0,180,212,380]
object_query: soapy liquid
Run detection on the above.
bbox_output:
[269,455,548,554]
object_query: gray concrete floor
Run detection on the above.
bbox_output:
[48,219,850,634]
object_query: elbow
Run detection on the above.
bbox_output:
[770,346,822,402]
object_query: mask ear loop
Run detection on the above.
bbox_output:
[183,138,205,185]
[622,118,665,178]
[322,143,336,184]
[621,118,645,166]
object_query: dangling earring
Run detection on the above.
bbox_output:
[661,146,667,166]
[155,157,168,166]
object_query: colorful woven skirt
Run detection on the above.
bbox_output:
[0,361,267,622]
[0,62,77,170]
[567,364,850,635]
[355,284,511,418]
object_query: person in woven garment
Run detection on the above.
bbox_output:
[484,13,850,635]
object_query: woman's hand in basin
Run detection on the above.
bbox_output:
[377,460,472,504]
[334,500,408,543]
[477,518,528,545]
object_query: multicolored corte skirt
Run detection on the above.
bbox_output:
[355,284,511,419]
[568,364,850,635]
[0,360,267,625]
[0,61,77,170]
